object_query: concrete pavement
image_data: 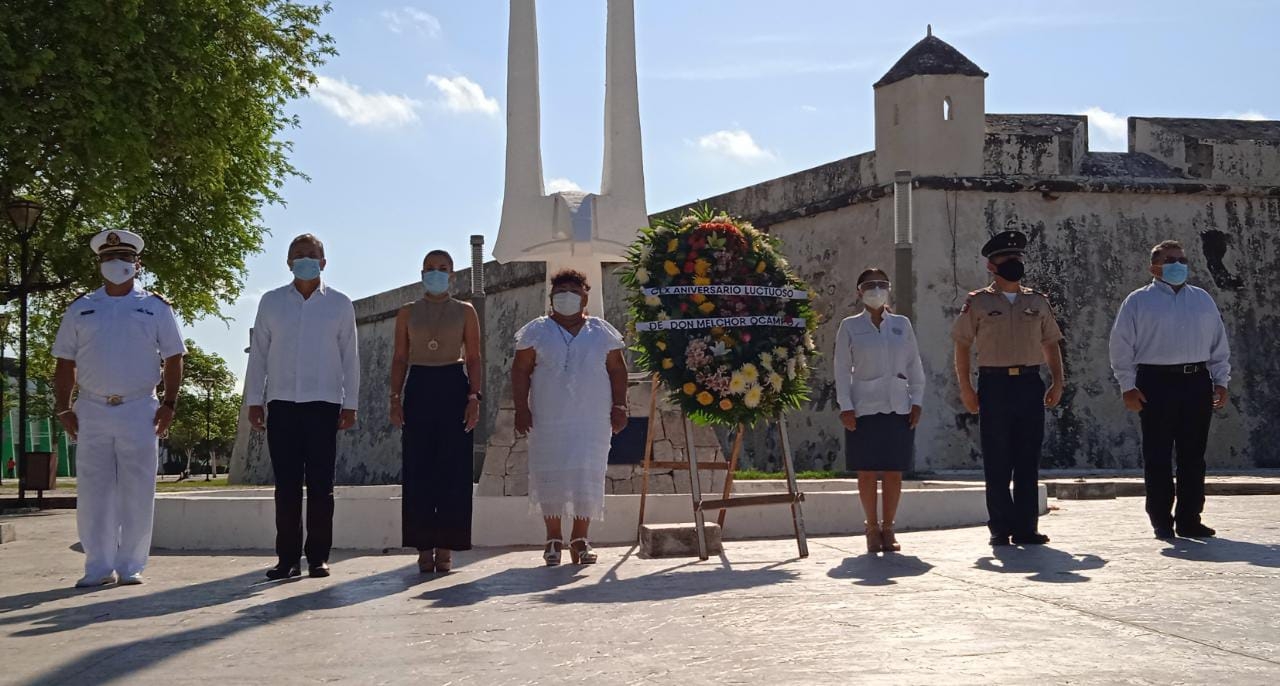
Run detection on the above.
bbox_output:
[1,496,1278,685]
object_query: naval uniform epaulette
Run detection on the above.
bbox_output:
[150,292,172,305]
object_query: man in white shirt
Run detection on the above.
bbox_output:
[245,234,360,579]
[52,229,187,588]
[1109,239,1230,540]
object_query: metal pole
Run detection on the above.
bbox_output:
[17,229,29,505]
[683,416,708,561]
[893,170,915,320]
[468,234,488,479]
[0,316,6,486]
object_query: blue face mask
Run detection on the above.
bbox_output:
[291,257,322,281]
[422,270,450,295]
[1161,262,1189,286]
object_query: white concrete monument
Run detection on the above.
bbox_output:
[493,0,648,316]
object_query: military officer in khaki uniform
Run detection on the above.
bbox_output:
[952,230,1065,546]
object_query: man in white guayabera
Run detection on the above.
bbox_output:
[245,233,360,581]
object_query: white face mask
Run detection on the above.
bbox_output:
[861,287,889,310]
[101,259,138,285]
[552,292,583,316]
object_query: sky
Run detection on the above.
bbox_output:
[184,0,1280,387]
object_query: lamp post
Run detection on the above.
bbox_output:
[1,312,9,486]
[7,197,44,505]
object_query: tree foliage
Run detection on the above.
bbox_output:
[0,0,335,320]
[166,339,239,476]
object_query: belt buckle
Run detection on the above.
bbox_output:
[107,394,123,406]
[1008,367,1021,376]
[1182,364,1197,375]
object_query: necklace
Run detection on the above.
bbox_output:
[555,317,585,371]
[420,298,448,351]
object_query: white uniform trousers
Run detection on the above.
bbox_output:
[74,395,159,578]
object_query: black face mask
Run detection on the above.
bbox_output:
[994,259,1025,282]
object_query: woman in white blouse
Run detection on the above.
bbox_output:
[833,268,925,553]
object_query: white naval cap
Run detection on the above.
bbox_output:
[89,229,145,256]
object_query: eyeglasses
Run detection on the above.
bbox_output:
[859,280,891,290]
[1160,257,1189,265]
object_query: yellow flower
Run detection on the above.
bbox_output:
[694,259,711,277]
[634,267,650,283]
[644,294,661,307]
[744,386,763,409]
[728,372,748,395]
[662,358,674,370]
[667,238,679,253]
[697,391,715,406]
[698,301,716,314]
[683,382,697,395]
[691,293,707,304]
[768,372,784,392]
[663,260,680,276]
[693,276,712,286]
[711,327,725,336]
[741,363,759,382]
[719,399,734,411]
[656,340,667,351]
[756,260,766,273]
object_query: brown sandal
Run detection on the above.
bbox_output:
[417,550,434,574]
[434,549,453,573]
[865,521,883,553]
[880,522,901,552]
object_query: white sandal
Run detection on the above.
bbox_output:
[543,539,564,567]
[569,538,598,565]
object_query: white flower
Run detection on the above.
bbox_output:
[680,215,699,227]
[786,359,797,379]
[773,346,789,361]
[728,372,749,395]
[710,341,729,357]
[803,334,815,351]
[657,311,670,321]
[639,244,652,261]
[635,267,650,284]
[741,363,759,382]
[768,372,784,392]
[744,386,763,409]
[759,352,774,369]
[644,294,661,307]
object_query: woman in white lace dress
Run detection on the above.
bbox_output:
[512,269,629,566]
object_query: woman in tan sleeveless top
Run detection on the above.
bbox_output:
[389,250,482,573]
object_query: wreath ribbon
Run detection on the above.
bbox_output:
[637,316,808,332]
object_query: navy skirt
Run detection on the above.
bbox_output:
[844,412,914,472]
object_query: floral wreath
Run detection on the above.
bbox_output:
[620,208,819,427]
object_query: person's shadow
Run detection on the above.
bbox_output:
[1160,537,1280,568]
[974,546,1107,583]
[827,554,934,586]
[418,564,590,608]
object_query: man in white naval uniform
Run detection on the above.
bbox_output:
[52,229,186,587]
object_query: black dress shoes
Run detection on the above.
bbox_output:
[309,562,331,578]
[1175,523,1216,538]
[266,563,301,581]
[1153,526,1176,540]
[1012,533,1051,545]
[989,534,1012,547]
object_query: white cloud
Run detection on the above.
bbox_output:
[695,129,775,162]
[382,7,442,39]
[1078,107,1128,151]
[545,178,583,194]
[427,75,500,116]
[311,76,422,127]
[800,105,819,113]
[1221,110,1269,121]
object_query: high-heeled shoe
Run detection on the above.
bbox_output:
[569,538,598,565]
[880,522,901,552]
[865,521,883,553]
[417,550,434,574]
[543,539,564,567]
[434,548,453,573]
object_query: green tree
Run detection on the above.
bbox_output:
[0,1,333,464]
[166,339,238,479]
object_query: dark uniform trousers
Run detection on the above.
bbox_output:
[267,400,342,566]
[978,371,1045,537]
[1136,366,1212,529]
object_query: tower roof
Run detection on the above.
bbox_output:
[873,30,988,89]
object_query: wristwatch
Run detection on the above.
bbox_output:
[612,404,629,413]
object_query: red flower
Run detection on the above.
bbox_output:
[683,262,695,274]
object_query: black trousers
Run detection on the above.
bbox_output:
[267,400,341,566]
[978,372,1045,537]
[1137,367,1212,529]
[401,364,474,551]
